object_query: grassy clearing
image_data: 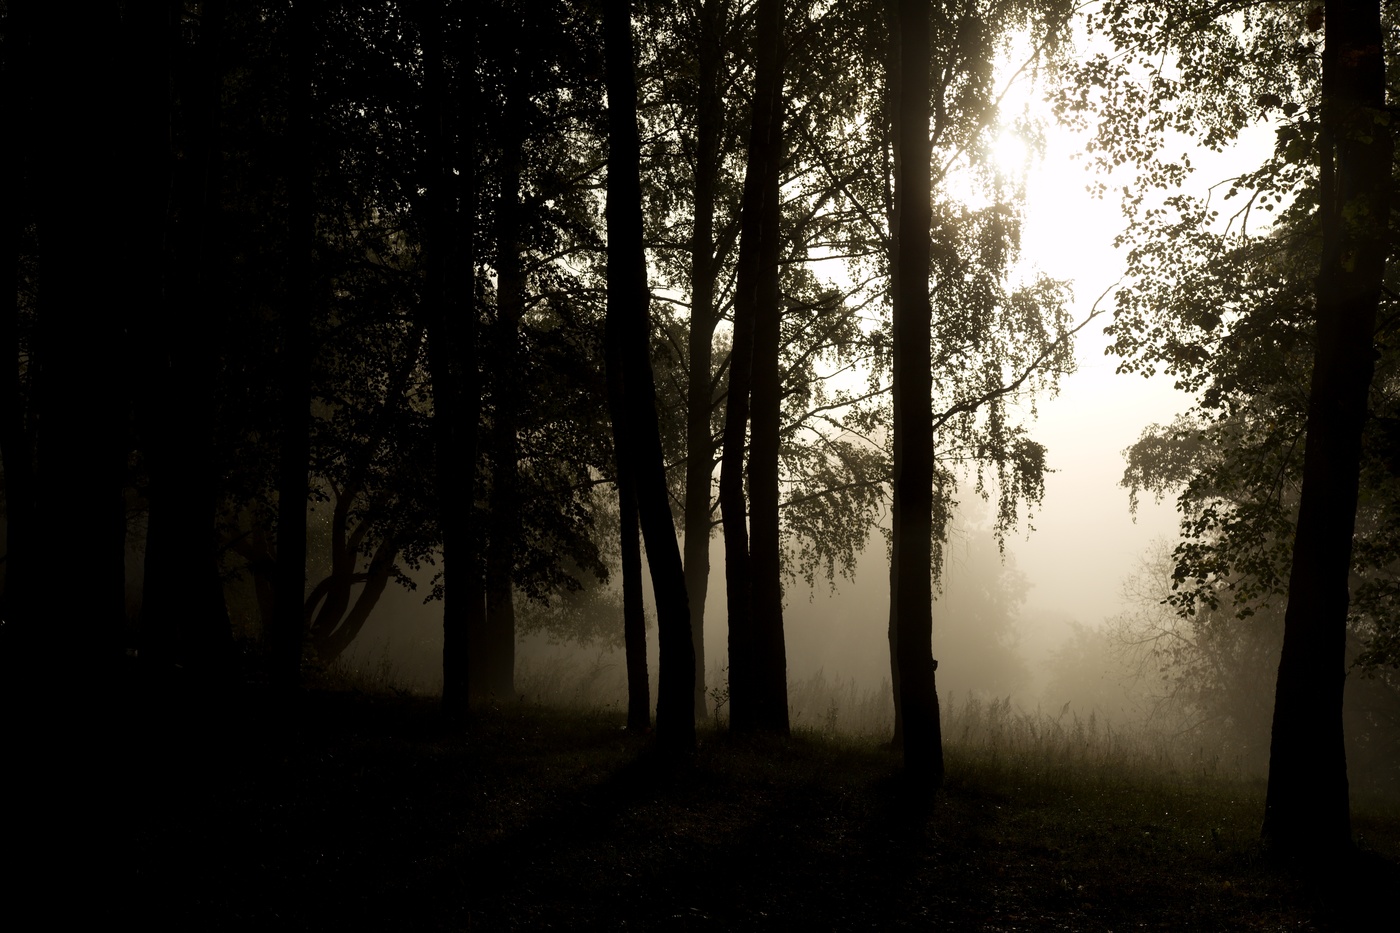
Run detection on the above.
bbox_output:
[116,675,1400,931]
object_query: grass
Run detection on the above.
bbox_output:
[111,671,1400,932]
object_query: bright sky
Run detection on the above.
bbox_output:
[995,53,1279,640]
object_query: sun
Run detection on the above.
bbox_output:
[990,127,1031,178]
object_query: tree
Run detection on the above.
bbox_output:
[1262,0,1391,858]
[605,0,697,749]
[889,0,943,782]
[1077,0,1394,859]
[272,0,317,691]
[721,0,789,736]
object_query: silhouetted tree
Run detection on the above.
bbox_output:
[1263,0,1391,859]
[889,0,943,783]
[605,0,696,748]
[722,0,789,736]
[272,0,317,691]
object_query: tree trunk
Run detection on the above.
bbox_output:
[0,0,37,635]
[1261,0,1390,859]
[681,0,727,720]
[606,285,652,732]
[605,0,695,750]
[477,66,525,703]
[38,3,127,666]
[890,0,943,784]
[140,0,231,679]
[424,0,481,716]
[723,0,788,735]
[273,0,316,692]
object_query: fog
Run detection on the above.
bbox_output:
[316,92,1400,793]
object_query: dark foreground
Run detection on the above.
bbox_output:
[113,689,1398,931]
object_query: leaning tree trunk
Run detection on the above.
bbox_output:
[889,0,943,784]
[605,0,696,750]
[1261,0,1390,859]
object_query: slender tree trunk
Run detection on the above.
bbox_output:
[890,0,943,783]
[606,273,652,732]
[478,68,524,703]
[605,0,695,750]
[723,0,787,735]
[140,0,231,679]
[0,0,36,636]
[439,3,482,715]
[273,0,316,691]
[682,0,727,719]
[1262,0,1390,859]
[746,0,788,735]
[884,0,905,748]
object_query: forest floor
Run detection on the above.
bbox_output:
[115,686,1400,931]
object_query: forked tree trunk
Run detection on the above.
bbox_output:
[722,0,787,734]
[1262,0,1390,859]
[605,0,695,749]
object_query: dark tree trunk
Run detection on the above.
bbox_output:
[605,0,696,750]
[606,279,652,732]
[723,0,788,735]
[139,0,231,679]
[29,1,126,692]
[1261,0,1390,859]
[308,536,397,662]
[273,0,316,691]
[0,0,37,636]
[424,0,481,716]
[682,0,728,720]
[477,67,524,703]
[889,0,943,783]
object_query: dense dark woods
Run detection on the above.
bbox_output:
[5,0,1400,921]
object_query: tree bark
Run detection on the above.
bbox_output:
[605,0,696,750]
[1262,0,1390,859]
[890,0,943,784]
